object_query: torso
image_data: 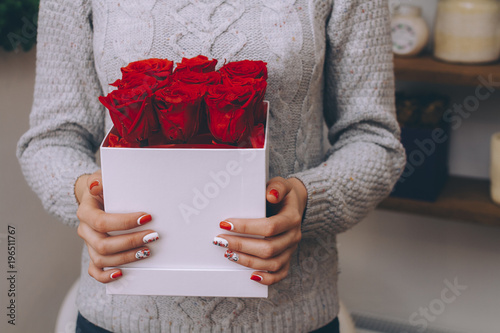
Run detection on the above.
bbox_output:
[91,0,332,177]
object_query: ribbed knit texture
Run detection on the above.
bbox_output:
[17,0,405,332]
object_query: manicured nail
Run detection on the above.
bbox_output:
[220,221,234,231]
[137,214,152,225]
[135,248,151,259]
[213,236,228,247]
[110,271,122,280]
[269,189,279,199]
[143,232,159,244]
[250,274,263,282]
[90,180,100,191]
[225,250,239,262]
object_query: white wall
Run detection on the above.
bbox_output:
[0,49,83,333]
[338,1,500,332]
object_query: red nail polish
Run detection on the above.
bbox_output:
[137,214,152,225]
[90,180,100,191]
[250,274,263,282]
[220,221,234,231]
[269,189,279,199]
[110,271,122,280]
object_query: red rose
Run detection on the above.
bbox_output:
[205,84,256,144]
[175,55,217,74]
[110,73,158,90]
[99,86,157,144]
[172,70,222,90]
[220,60,268,81]
[251,79,267,124]
[223,77,267,124]
[153,83,204,143]
[250,123,265,148]
[108,133,139,148]
[121,58,174,81]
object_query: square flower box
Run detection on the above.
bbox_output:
[100,102,269,298]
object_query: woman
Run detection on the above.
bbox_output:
[17,0,405,332]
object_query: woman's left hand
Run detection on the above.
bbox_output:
[213,177,307,285]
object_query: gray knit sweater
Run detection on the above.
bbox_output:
[17,0,405,332]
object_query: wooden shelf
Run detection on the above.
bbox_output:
[378,176,500,226]
[394,55,500,86]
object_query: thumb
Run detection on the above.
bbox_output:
[87,170,103,197]
[266,177,293,204]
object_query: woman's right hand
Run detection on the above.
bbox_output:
[74,170,159,283]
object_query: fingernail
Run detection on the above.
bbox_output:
[137,214,152,225]
[225,250,239,262]
[269,189,279,199]
[143,232,159,244]
[213,236,228,248]
[90,180,100,191]
[250,274,263,282]
[220,221,234,231]
[110,271,122,280]
[135,248,151,259]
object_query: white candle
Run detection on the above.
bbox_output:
[490,132,500,205]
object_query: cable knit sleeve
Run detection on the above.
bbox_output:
[16,0,104,227]
[290,0,406,238]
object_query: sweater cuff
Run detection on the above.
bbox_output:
[56,162,100,228]
[288,165,338,238]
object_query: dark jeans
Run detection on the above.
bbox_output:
[76,313,111,333]
[76,312,339,333]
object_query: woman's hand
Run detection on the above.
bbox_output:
[213,177,307,285]
[74,170,159,283]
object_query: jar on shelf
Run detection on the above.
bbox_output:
[434,0,500,64]
[391,5,430,57]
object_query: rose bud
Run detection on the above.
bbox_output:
[153,83,204,143]
[220,60,268,81]
[121,58,174,81]
[110,72,158,90]
[99,86,157,144]
[205,84,256,144]
[250,123,265,148]
[174,55,218,74]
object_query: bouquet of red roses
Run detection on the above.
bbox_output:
[99,55,267,149]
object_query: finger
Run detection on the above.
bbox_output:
[88,245,152,269]
[87,170,103,197]
[266,177,293,204]
[222,246,296,272]
[213,228,301,259]
[249,262,290,286]
[78,222,159,255]
[77,199,153,233]
[219,208,301,237]
[88,260,123,283]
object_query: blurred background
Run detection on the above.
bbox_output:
[1,0,500,332]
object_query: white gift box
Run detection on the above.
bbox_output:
[100,102,269,298]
